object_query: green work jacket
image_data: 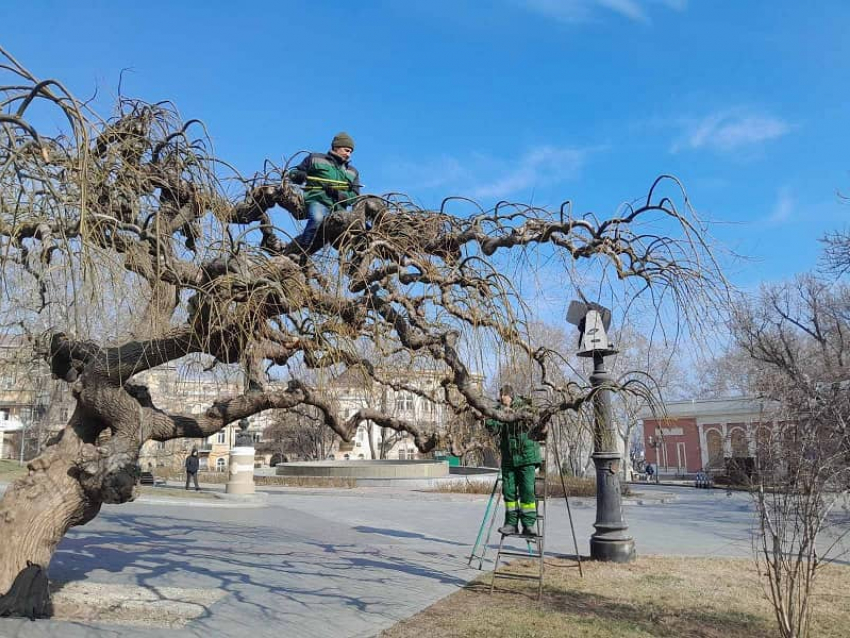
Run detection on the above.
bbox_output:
[291,151,360,210]
[484,398,542,469]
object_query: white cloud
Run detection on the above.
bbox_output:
[469,146,591,199]
[597,0,649,22]
[671,109,791,153]
[764,187,794,226]
[515,0,686,24]
[384,145,598,202]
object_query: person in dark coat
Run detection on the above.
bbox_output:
[185,448,200,491]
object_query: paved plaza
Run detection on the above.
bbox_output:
[0,483,767,638]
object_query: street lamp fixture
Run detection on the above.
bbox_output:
[567,300,635,563]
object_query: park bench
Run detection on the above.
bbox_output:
[695,472,713,489]
[139,471,167,487]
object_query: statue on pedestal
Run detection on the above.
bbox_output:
[234,419,254,448]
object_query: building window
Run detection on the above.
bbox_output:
[0,408,8,421]
[156,440,166,450]
[216,430,226,444]
[398,449,407,460]
[395,393,414,415]
[216,457,226,472]
[729,428,748,457]
[706,429,723,469]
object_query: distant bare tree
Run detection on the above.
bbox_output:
[733,275,850,638]
[0,48,726,603]
[607,326,690,480]
[259,407,337,462]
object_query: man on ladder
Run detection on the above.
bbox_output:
[485,384,541,537]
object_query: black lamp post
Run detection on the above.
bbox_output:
[568,300,636,563]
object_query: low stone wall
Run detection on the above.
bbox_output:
[276,459,450,479]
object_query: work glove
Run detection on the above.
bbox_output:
[324,184,347,203]
[288,169,307,185]
[530,423,549,442]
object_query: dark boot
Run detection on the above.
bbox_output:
[498,524,519,536]
[521,526,537,538]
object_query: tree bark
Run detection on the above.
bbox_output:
[0,422,105,594]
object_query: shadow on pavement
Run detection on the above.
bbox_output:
[46,510,472,633]
[352,525,468,547]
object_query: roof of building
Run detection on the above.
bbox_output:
[638,396,777,420]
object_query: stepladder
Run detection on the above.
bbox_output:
[468,442,584,601]
[488,464,548,600]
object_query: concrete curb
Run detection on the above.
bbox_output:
[133,496,267,508]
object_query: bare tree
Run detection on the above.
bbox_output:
[607,326,690,480]
[733,275,850,638]
[0,49,726,600]
[259,407,337,462]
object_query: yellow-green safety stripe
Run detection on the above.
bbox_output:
[520,502,537,510]
[306,176,351,186]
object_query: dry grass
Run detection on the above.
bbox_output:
[255,475,358,488]
[380,556,850,638]
[0,459,27,481]
[137,486,218,500]
[155,470,357,488]
[429,475,630,498]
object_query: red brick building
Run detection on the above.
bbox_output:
[640,397,777,477]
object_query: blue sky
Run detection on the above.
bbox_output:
[2,0,849,290]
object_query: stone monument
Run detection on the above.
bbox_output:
[225,419,256,496]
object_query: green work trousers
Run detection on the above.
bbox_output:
[502,464,537,529]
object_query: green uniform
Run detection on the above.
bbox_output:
[292,151,360,210]
[485,398,541,530]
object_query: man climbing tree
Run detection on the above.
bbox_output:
[286,132,360,258]
[0,47,727,606]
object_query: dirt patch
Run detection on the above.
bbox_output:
[379,556,850,638]
[49,581,226,627]
[138,486,219,500]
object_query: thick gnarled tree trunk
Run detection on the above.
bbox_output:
[0,424,107,593]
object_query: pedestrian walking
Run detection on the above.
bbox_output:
[185,447,200,491]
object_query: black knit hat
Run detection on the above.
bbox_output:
[499,384,514,398]
[331,132,355,150]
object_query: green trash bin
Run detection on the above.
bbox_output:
[435,452,461,467]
